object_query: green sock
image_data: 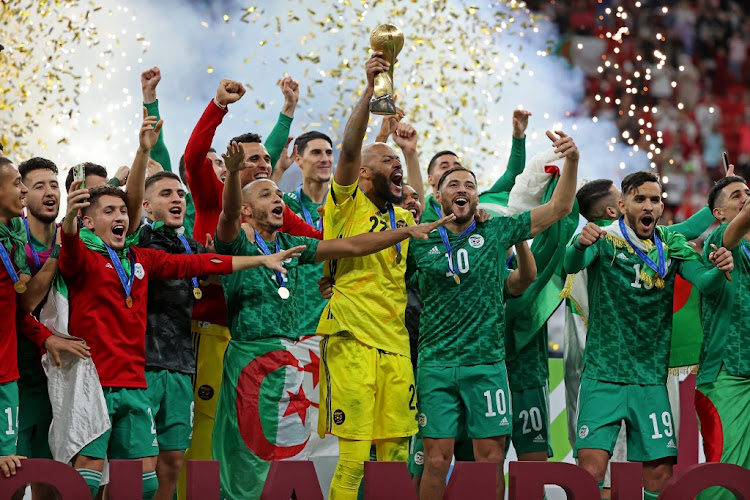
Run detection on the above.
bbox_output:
[644,490,659,500]
[77,469,102,498]
[142,471,158,500]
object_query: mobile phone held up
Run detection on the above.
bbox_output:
[73,163,85,189]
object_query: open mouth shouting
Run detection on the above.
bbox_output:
[638,213,655,236]
[270,204,284,220]
[111,224,126,244]
[390,170,403,194]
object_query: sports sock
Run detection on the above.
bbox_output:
[142,471,158,500]
[329,438,372,500]
[643,490,659,500]
[77,469,102,498]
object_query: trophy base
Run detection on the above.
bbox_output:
[369,95,397,116]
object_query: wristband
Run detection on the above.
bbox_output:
[213,97,227,109]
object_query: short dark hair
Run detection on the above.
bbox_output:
[145,171,182,193]
[0,157,14,183]
[576,179,615,222]
[178,155,188,186]
[81,184,127,216]
[437,167,477,190]
[427,150,459,175]
[294,131,333,156]
[708,175,747,212]
[18,157,58,182]
[620,171,661,196]
[228,133,262,145]
[65,162,108,191]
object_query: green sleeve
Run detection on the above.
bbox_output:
[183,193,196,239]
[668,205,714,240]
[564,240,599,274]
[265,113,293,169]
[144,100,172,173]
[107,177,121,187]
[678,259,726,296]
[298,236,320,265]
[484,136,526,194]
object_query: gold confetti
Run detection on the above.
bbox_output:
[207,65,214,74]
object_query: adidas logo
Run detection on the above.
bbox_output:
[152,437,159,447]
[616,253,628,260]
[667,439,676,449]
[428,246,441,255]
[499,417,509,426]
[533,434,545,444]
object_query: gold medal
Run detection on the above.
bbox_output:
[396,253,402,265]
[125,296,133,308]
[14,281,27,294]
[193,287,203,300]
[453,274,460,285]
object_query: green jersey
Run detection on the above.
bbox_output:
[699,224,750,385]
[564,226,726,385]
[407,212,531,367]
[283,190,326,333]
[215,231,319,342]
[506,325,549,391]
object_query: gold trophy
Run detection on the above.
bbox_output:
[369,24,404,116]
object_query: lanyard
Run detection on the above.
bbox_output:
[506,252,515,269]
[387,203,402,264]
[254,230,289,298]
[295,184,325,230]
[741,243,750,262]
[105,245,135,307]
[618,217,666,278]
[430,199,443,217]
[438,220,477,284]
[23,216,56,273]
[176,235,201,294]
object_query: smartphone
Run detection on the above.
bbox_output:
[73,163,85,189]
[722,151,730,174]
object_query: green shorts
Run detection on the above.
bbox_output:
[574,377,677,462]
[78,387,159,460]
[509,383,552,457]
[17,382,52,458]
[145,369,194,452]
[417,361,511,439]
[695,367,750,499]
[0,381,19,456]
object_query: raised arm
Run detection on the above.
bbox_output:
[528,130,579,237]
[266,77,299,168]
[720,193,750,249]
[216,142,245,244]
[506,240,536,297]
[485,109,531,194]
[61,180,89,237]
[564,223,605,274]
[141,67,172,173]
[393,121,425,207]
[126,108,163,235]
[270,138,295,184]
[335,53,390,186]
[313,214,454,262]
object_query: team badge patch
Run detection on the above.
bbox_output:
[418,413,427,427]
[198,384,214,400]
[414,451,424,465]
[134,263,145,280]
[579,425,589,439]
[468,234,484,248]
[333,409,346,425]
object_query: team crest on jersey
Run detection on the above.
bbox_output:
[468,234,484,248]
[134,263,145,280]
[414,451,424,465]
[579,425,589,439]
[333,409,346,425]
[418,413,427,427]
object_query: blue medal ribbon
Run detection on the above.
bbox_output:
[618,217,666,278]
[23,216,56,273]
[506,252,515,270]
[741,243,750,261]
[430,199,443,218]
[0,240,21,285]
[105,245,135,302]
[295,184,326,230]
[438,220,477,278]
[176,235,201,291]
[386,202,402,263]
[254,230,287,291]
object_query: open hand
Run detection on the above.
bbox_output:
[138,107,164,152]
[222,141,246,173]
[263,245,306,273]
[407,213,456,240]
[44,336,91,368]
[0,455,25,478]
[546,130,579,161]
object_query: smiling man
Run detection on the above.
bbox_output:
[565,170,735,500]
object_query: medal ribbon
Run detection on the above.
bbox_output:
[386,202,402,262]
[295,184,326,230]
[438,220,477,277]
[506,252,515,270]
[176,235,201,291]
[23,216,56,272]
[741,243,750,262]
[254,230,286,291]
[618,217,666,278]
[105,245,135,301]
[430,199,443,218]
[0,239,22,285]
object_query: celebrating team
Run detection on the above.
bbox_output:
[0,50,747,500]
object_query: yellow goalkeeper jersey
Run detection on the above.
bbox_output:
[317,179,414,356]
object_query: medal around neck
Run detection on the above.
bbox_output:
[278,286,290,300]
[14,281,27,293]
[193,287,203,300]
[125,296,133,308]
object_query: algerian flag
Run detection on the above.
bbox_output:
[213,335,337,500]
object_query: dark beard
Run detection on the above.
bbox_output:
[625,211,657,239]
[442,200,477,225]
[28,208,57,224]
[371,170,404,205]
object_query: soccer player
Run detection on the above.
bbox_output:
[695,172,750,499]
[59,177,304,498]
[212,142,451,500]
[409,123,579,500]
[564,171,733,499]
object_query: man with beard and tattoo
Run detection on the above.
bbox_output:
[564,171,734,500]
[407,123,579,500]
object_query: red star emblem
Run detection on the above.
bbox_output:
[301,350,320,388]
[283,385,313,426]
